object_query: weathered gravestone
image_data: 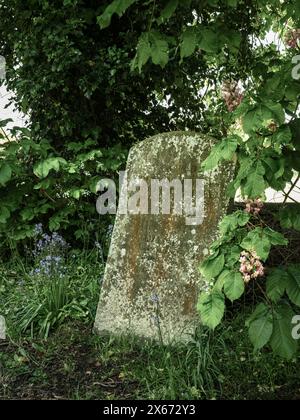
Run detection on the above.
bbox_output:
[94,132,235,342]
[0,315,6,340]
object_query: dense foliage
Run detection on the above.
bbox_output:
[0,0,224,247]
[0,0,300,358]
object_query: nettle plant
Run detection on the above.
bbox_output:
[97,0,300,358]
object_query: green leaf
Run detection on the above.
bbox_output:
[286,265,300,307]
[132,31,169,71]
[197,290,225,330]
[242,105,272,135]
[246,302,269,326]
[0,118,13,128]
[264,228,288,246]
[199,253,225,280]
[270,304,298,359]
[97,0,137,29]
[219,210,250,236]
[0,163,12,186]
[20,208,35,222]
[180,26,198,60]
[33,157,67,179]
[149,32,169,68]
[264,101,285,126]
[227,0,238,7]
[242,161,266,198]
[0,206,10,224]
[266,268,290,303]
[133,32,151,72]
[248,309,273,352]
[198,28,219,53]
[241,228,271,261]
[214,269,231,291]
[226,245,242,268]
[157,0,179,24]
[279,206,300,231]
[223,271,245,302]
[202,135,239,171]
[272,127,292,146]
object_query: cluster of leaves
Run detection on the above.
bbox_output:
[0,0,226,250]
[197,209,300,359]
[0,0,300,357]
[98,0,300,358]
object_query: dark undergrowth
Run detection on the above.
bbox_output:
[1,317,300,400]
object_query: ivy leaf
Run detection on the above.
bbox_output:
[199,253,225,280]
[266,268,290,303]
[197,290,225,330]
[248,308,273,352]
[97,0,137,29]
[223,271,245,302]
[180,26,198,60]
[242,161,266,198]
[286,265,300,307]
[0,163,12,186]
[270,304,298,359]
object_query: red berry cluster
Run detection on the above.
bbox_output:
[285,29,300,48]
[245,198,264,216]
[239,251,265,284]
[221,80,243,112]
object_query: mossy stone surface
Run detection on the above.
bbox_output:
[94,132,235,343]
